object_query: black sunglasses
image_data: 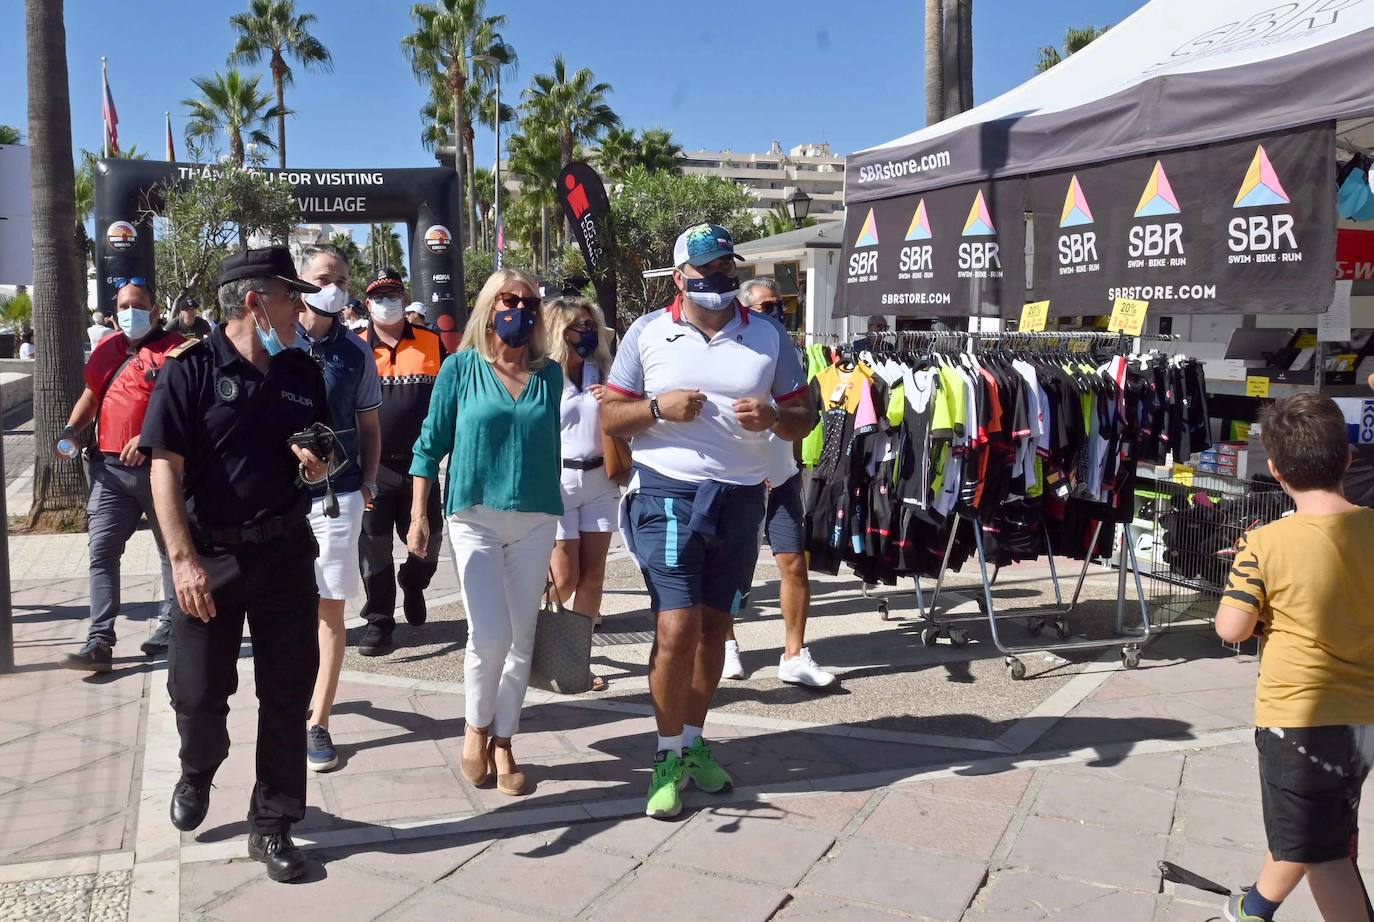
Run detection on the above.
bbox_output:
[496,293,541,311]
[756,300,785,312]
[568,319,597,332]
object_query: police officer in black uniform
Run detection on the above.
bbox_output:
[141,247,331,883]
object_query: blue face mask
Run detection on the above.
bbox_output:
[252,304,292,356]
[493,306,537,348]
[572,328,598,358]
[683,270,740,311]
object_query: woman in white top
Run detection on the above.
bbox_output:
[544,296,620,631]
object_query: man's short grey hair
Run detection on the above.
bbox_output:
[298,243,348,273]
[740,277,780,301]
[217,277,269,320]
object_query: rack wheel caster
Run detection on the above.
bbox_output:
[1006,656,1027,680]
[920,627,940,647]
[878,599,890,621]
[1121,647,1141,670]
[1027,619,1045,638]
[1054,619,1072,641]
[949,629,969,648]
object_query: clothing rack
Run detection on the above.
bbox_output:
[855,328,1166,679]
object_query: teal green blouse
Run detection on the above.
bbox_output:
[410,348,565,517]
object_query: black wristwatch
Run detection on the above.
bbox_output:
[649,397,663,421]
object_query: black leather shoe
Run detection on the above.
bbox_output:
[402,590,427,626]
[169,779,210,831]
[64,639,112,672]
[140,621,172,656]
[357,623,393,657]
[248,830,309,882]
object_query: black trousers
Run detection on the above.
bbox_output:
[359,460,442,632]
[167,524,320,834]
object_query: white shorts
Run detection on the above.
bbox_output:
[308,489,364,601]
[556,464,621,541]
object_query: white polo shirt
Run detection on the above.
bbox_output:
[607,297,807,486]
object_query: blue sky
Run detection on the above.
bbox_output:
[0,0,1148,173]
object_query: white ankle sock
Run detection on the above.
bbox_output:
[683,724,703,748]
[656,734,682,756]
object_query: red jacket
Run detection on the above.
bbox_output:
[84,328,187,454]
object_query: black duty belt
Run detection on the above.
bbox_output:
[193,515,304,547]
[562,457,604,471]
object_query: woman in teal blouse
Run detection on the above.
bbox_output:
[407,268,563,797]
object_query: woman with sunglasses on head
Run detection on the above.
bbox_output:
[544,297,619,688]
[407,269,563,797]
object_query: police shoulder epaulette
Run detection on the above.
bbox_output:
[165,338,206,360]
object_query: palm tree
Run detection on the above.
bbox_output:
[0,125,22,144]
[637,128,682,174]
[402,0,509,272]
[925,0,945,125]
[522,55,620,170]
[74,146,146,264]
[472,165,495,248]
[1036,25,1110,73]
[464,22,515,249]
[505,125,563,265]
[593,125,637,180]
[227,0,333,169]
[24,0,88,529]
[183,69,283,166]
[368,224,404,275]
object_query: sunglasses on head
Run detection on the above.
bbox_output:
[496,293,541,311]
[112,276,152,293]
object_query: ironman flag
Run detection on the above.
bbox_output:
[962,191,995,236]
[854,208,879,248]
[1134,161,1180,217]
[1234,145,1290,208]
[1060,175,1093,227]
[905,199,932,241]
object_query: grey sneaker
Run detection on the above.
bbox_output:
[141,621,172,656]
[306,724,338,772]
[1223,892,1265,921]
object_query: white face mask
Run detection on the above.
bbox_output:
[303,283,347,315]
[369,296,404,325]
[117,307,152,341]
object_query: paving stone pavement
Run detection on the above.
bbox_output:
[0,513,1355,920]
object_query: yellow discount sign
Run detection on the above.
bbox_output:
[1108,298,1150,336]
[1019,301,1050,332]
[1245,376,1271,398]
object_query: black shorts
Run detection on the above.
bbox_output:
[765,473,805,555]
[1256,725,1374,863]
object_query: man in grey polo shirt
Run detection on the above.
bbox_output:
[602,222,816,819]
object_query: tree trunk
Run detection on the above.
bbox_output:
[24,0,88,529]
[924,0,945,125]
[958,0,973,111]
[942,0,963,117]
[230,128,244,168]
[449,67,467,313]
[464,123,478,251]
[273,53,287,169]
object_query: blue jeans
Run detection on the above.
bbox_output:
[86,456,179,644]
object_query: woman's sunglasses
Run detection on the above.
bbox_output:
[568,320,598,332]
[496,293,541,311]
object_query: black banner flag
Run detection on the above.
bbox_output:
[558,162,618,328]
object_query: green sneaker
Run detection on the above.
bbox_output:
[682,737,733,793]
[646,750,686,819]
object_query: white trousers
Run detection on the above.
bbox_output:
[448,505,557,738]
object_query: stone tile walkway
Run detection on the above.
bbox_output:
[0,521,1345,921]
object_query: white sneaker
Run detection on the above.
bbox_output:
[721,640,745,680]
[778,647,837,687]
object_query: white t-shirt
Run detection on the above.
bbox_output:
[87,324,114,351]
[19,342,34,359]
[606,299,807,486]
[560,361,605,462]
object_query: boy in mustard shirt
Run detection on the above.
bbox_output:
[1218,394,1374,922]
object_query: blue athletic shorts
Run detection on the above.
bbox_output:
[627,489,766,614]
[765,473,805,555]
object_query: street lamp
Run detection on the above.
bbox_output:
[472,53,503,268]
[784,186,813,228]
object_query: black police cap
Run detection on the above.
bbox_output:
[216,246,321,293]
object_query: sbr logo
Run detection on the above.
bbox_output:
[1227,145,1301,265]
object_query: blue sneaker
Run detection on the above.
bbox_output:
[306,724,338,772]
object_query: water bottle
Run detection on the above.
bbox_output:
[55,437,80,459]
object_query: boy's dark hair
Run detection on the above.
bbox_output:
[1260,394,1350,490]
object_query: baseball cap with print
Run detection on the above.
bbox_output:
[673,223,742,268]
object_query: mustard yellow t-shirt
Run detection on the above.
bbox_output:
[1223,507,1374,728]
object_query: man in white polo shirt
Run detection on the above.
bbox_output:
[602,222,816,819]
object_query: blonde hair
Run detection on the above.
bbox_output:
[459,268,549,369]
[543,296,612,379]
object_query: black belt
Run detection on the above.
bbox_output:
[381,451,413,463]
[193,515,304,547]
[562,457,604,471]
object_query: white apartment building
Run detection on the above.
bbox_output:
[678,141,845,222]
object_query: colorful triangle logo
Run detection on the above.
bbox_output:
[854,208,880,248]
[1059,175,1094,227]
[962,191,996,237]
[1234,144,1291,208]
[1134,161,1181,217]
[905,199,932,241]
